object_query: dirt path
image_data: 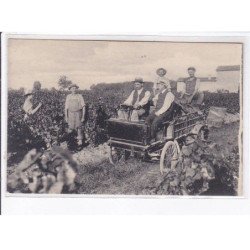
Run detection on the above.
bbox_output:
[74,122,240,195]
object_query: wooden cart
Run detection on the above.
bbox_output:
[106,108,209,174]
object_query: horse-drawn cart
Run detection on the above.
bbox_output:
[106,107,209,174]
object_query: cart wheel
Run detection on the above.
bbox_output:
[109,146,126,165]
[160,141,179,174]
[197,126,209,141]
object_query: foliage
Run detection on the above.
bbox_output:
[7,81,240,195]
[58,75,72,90]
[8,82,240,161]
[7,147,78,194]
[203,91,239,113]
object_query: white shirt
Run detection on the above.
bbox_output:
[23,98,33,115]
[123,88,151,106]
[65,93,85,111]
[153,89,175,116]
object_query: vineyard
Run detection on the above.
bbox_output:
[8,82,240,153]
[7,122,240,195]
[7,82,241,195]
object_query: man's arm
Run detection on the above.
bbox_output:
[81,106,86,122]
[23,104,32,115]
[152,93,159,106]
[79,95,86,122]
[155,92,174,116]
[123,91,134,106]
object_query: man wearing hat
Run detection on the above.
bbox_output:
[65,84,86,146]
[23,89,42,120]
[180,67,204,105]
[146,80,175,141]
[118,77,151,121]
[154,68,171,95]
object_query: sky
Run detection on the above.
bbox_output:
[8,39,242,90]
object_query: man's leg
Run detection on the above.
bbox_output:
[151,115,165,139]
[195,91,204,105]
[180,94,189,105]
[67,126,77,150]
[131,109,146,121]
[130,110,139,122]
[77,127,83,145]
[118,110,128,120]
[137,108,146,119]
[145,112,156,125]
[145,112,159,140]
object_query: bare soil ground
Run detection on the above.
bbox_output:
[73,121,240,195]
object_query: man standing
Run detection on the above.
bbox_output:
[146,81,175,141]
[23,89,42,121]
[118,78,151,121]
[180,67,204,106]
[65,84,86,146]
[154,68,170,95]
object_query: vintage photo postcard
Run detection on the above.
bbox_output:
[2,35,243,197]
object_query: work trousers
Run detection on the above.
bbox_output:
[145,111,170,139]
[118,108,146,122]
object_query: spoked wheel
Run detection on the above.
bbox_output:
[160,141,179,174]
[109,146,130,165]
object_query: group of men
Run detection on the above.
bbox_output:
[23,67,203,147]
[23,84,86,147]
[118,67,204,141]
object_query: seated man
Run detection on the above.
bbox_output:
[180,67,204,106]
[146,80,175,141]
[118,77,151,121]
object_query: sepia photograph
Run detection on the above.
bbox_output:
[4,37,242,196]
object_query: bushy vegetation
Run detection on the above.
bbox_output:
[203,91,240,114]
[8,82,240,155]
[7,82,240,195]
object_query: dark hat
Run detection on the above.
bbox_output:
[69,84,79,90]
[133,77,144,83]
[188,67,196,71]
[156,68,167,76]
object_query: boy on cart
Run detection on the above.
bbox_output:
[180,67,204,107]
